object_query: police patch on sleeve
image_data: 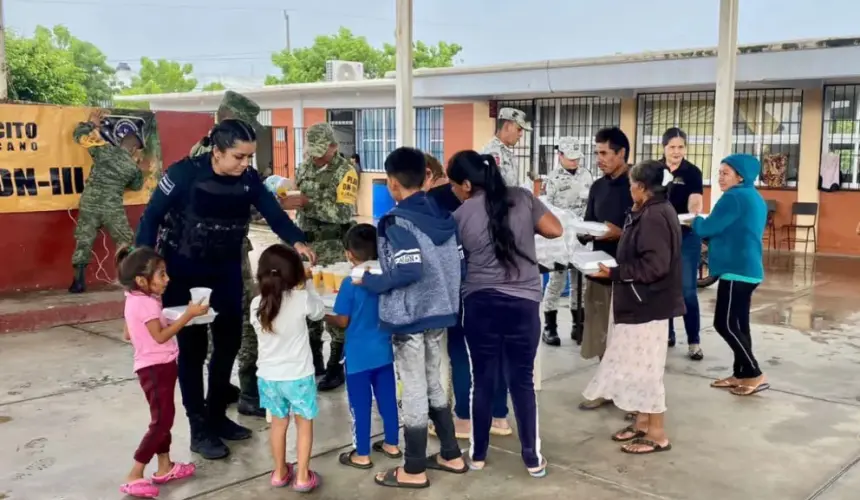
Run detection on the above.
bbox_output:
[158,174,175,195]
[336,168,359,205]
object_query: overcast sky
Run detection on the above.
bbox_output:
[7,0,860,85]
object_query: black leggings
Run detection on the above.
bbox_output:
[713,279,761,379]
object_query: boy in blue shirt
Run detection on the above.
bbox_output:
[328,224,402,469]
[359,147,467,489]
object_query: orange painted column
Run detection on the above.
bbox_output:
[443,103,474,164]
[272,108,293,178]
[304,108,326,128]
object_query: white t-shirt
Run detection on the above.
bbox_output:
[250,283,327,381]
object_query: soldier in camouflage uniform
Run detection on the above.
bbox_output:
[69,109,149,293]
[481,107,531,186]
[189,91,268,417]
[541,137,594,347]
[293,123,358,391]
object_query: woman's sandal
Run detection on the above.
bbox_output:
[292,470,321,493]
[730,382,770,396]
[710,377,738,389]
[612,425,647,442]
[527,458,548,478]
[578,398,612,410]
[119,478,159,498]
[374,467,430,489]
[424,453,469,474]
[621,438,672,455]
[339,450,373,470]
[372,440,403,459]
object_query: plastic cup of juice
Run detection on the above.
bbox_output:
[321,268,336,293]
[311,266,323,289]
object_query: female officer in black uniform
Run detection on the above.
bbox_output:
[135,119,315,460]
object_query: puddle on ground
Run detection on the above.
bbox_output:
[0,416,11,424]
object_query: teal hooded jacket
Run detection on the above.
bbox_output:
[691,154,768,281]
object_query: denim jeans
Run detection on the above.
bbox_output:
[669,231,701,345]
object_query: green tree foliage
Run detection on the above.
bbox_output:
[6,28,88,105]
[266,27,462,84]
[120,57,198,96]
[202,81,226,91]
[45,25,115,105]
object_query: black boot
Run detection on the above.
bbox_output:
[212,414,253,441]
[571,307,584,345]
[541,310,561,347]
[189,414,230,460]
[68,265,86,294]
[237,400,266,418]
[310,339,326,377]
[318,342,345,391]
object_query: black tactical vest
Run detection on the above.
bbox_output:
[158,156,253,263]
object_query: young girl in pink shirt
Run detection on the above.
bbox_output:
[117,246,210,498]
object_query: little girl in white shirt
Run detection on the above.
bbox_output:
[250,243,326,493]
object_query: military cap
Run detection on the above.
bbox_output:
[497,107,532,131]
[557,137,584,161]
[305,123,337,158]
[218,91,262,131]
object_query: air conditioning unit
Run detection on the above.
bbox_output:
[325,60,364,82]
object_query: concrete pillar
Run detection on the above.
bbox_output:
[395,0,414,147]
[619,98,638,160]
[709,0,739,210]
[796,89,824,250]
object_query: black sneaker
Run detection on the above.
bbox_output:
[213,416,253,441]
[318,371,345,392]
[668,338,676,348]
[237,400,267,418]
[190,431,230,460]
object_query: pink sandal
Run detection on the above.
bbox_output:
[271,463,294,487]
[292,470,321,493]
[120,478,159,498]
[151,462,196,485]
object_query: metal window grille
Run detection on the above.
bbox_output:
[353,106,444,173]
[497,97,622,182]
[636,90,803,187]
[822,85,860,189]
[636,92,716,180]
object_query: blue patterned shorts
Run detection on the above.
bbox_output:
[258,375,319,420]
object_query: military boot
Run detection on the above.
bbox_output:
[310,338,326,377]
[571,307,584,345]
[68,265,87,294]
[318,342,345,392]
[541,310,561,347]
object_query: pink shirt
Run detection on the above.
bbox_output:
[124,292,178,372]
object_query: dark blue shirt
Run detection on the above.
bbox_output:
[135,156,305,254]
[333,276,393,374]
[426,184,462,214]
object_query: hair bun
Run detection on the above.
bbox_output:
[200,136,212,148]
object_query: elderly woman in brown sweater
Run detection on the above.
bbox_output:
[583,159,685,455]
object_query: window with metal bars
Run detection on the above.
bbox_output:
[822,85,860,189]
[635,89,802,187]
[496,98,622,180]
[352,107,444,172]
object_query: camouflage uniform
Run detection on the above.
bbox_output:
[68,120,146,293]
[481,107,532,186]
[295,123,358,390]
[542,137,593,346]
[189,91,267,413]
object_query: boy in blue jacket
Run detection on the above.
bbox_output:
[359,147,468,489]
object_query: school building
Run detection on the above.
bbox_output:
[117,35,860,256]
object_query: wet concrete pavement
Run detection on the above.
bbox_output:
[2,228,860,499]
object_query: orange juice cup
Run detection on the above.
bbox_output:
[311,266,323,289]
[321,268,336,293]
[333,269,349,292]
[303,262,312,279]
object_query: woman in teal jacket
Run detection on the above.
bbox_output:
[691,154,769,396]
